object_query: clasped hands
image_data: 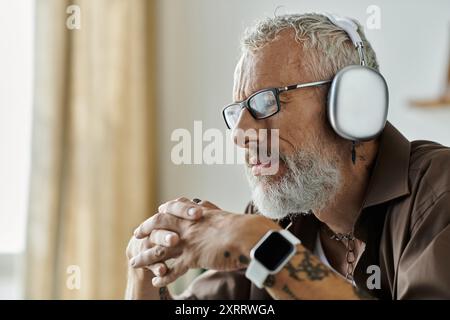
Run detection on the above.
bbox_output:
[126,197,279,287]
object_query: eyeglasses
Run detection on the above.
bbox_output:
[222,79,332,129]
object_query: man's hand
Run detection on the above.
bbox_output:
[124,199,222,299]
[130,197,279,287]
[126,198,218,279]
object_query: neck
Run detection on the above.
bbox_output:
[314,140,378,235]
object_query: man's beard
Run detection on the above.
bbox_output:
[245,148,341,220]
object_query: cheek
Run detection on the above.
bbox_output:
[266,113,315,155]
[262,92,326,156]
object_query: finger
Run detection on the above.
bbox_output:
[134,213,179,239]
[142,236,154,250]
[149,229,179,247]
[158,198,203,220]
[130,245,179,268]
[158,197,191,212]
[152,263,189,287]
[146,262,168,277]
[197,200,220,210]
[192,198,220,210]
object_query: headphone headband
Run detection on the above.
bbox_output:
[323,12,388,145]
[324,13,366,66]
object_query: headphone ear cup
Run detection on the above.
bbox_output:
[327,65,389,141]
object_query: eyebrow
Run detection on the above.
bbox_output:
[234,85,272,103]
[234,87,256,103]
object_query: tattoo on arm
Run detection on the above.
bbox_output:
[263,275,276,288]
[284,250,330,281]
[238,255,250,265]
[285,262,302,281]
[282,284,299,300]
[269,250,370,300]
[353,286,376,300]
[223,251,249,267]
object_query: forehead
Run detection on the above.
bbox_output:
[233,29,309,102]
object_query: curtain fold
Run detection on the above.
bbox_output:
[26,0,156,299]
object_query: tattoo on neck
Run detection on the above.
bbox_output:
[284,250,330,281]
[159,286,171,300]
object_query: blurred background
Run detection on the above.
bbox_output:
[0,0,449,299]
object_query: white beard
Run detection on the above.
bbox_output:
[245,149,340,220]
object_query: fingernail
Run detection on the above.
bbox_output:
[152,277,159,286]
[188,207,197,216]
[133,227,139,237]
[165,234,173,245]
[130,258,136,267]
[157,266,165,276]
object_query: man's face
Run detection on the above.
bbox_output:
[232,30,345,219]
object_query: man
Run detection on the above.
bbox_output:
[125,13,450,299]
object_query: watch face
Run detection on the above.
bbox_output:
[254,232,295,271]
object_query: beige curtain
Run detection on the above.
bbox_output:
[26,0,156,299]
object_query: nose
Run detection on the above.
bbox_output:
[231,108,265,149]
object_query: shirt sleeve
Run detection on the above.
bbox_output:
[397,191,450,299]
[174,269,252,300]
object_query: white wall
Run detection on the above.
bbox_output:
[155,0,450,211]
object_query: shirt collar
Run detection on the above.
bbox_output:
[362,122,411,209]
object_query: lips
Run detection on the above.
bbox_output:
[248,156,280,176]
[251,161,272,176]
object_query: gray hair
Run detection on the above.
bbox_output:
[240,13,379,81]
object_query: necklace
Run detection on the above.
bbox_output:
[322,224,356,282]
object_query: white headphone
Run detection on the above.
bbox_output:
[324,13,388,143]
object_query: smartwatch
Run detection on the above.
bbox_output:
[245,229,300,288]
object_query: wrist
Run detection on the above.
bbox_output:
[243,223,301,289]
[126,267,159,300]
[236,215,281,258]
